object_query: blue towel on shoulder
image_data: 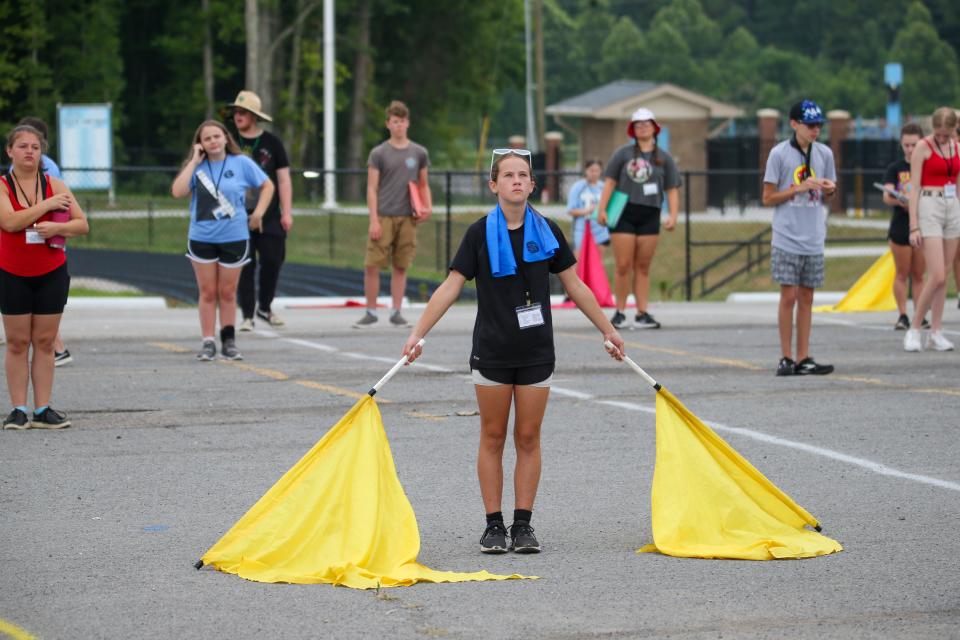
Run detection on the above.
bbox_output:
[486,203,559,278]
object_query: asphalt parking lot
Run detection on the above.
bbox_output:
[2,301,959,639]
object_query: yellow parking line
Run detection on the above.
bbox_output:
[221,361,289,380]
[0,617,37,640]
[557,331,762,371]
[408,410,445,421]
[293,379,392,403]
[148,341,191,354]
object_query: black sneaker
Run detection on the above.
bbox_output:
[54,350,73,366]
[479,521,508,554]
[31,407,71,429]
[894,314,910,331]
[221,338,243,360]
[921,317,931,329]
[389,311,410,327]
[611,310,627,329]
[2,408,30,430]
[509,521,541,554]
[634,312,661,329]
[776,357,796,377]
[794,357,834,376]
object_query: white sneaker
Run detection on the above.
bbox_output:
[239,318,254,332]
[903,329,922,352]
[925,330,955,352]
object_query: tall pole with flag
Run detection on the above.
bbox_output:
[885,62,902,139]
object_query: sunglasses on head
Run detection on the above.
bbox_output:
[490,148,532,170]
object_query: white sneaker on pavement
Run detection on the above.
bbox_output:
[903,329,922,352]
[924,330,955,352]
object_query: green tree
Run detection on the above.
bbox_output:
[889,2,960,116]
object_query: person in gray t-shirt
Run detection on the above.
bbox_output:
[354,100,432,329]
[761,100,837,377]
[597,107,682,331]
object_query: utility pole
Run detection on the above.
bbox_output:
[523,0,538,152]
[323,0,337,207]
[534,0,545,153]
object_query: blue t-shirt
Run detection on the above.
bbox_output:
[188,155,268,243]
[42,155,61,180]
[566,178,610,249]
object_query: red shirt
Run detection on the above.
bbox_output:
[921,139,959,187]
[0,174,67,277]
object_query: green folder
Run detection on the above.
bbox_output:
[592,190,629,229]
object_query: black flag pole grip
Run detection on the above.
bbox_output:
[368,338,426,396]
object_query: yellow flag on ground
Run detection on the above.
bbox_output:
[814,251,896,312]
[638,388,843,560]
[200,395,530,588]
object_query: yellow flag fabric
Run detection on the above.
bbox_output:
[639,388,842,560]
[200,395,531,588]
[814,251,896,312]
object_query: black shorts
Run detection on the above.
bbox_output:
[471,363,555,387]
[0,263,70,315]
[889,212,910,246]
[186,239,251,267]
[611,203,661,236]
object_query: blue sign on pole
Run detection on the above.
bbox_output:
[57,103,113,191]
[884,62,903,87]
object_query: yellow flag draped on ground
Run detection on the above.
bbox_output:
[199,395,530,588]
[638,388,843,560]
[814,251,896,312]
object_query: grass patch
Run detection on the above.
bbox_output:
[69,287,143,297]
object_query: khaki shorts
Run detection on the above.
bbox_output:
[365,216,418,269]
[918,194,960,239]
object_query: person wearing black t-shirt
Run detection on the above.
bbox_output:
[227,91,293,331]
[882,122,926,330]
[401,151,625,555]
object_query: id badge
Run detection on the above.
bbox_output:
[945,183,957,199]
[643,182,659,196]
[25,228,44,244]
[515,303,545,329]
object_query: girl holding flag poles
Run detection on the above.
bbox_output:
[172,121,273,362]
[402,149,625,555]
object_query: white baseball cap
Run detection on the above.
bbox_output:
[627,107,661,137]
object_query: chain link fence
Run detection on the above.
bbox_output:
[59,166,897,301]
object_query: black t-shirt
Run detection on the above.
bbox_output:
[238,130,290,237]
[883,159,911,241]
[451,214,576,369]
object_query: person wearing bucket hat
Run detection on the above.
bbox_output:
[225,91,293,332]
[762,99,837,376]
[597,107,681,330]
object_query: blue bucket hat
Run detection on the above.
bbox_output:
[789,100,825,125]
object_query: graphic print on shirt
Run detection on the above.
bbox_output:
[195,169,237,221]
[578,187,599,210]
[897,170,911,195]
[626,156,653,183]
[791,164,822,205]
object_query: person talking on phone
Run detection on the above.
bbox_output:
[0,124,89,430]
[171,121,273,362]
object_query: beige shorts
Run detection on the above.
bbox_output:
[918,194,960,239]
[365,216,418,269]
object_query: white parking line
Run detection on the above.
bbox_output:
[552,385,960,493]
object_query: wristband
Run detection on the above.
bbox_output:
[910,228,920,233]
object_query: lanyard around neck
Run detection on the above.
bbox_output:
[790,135,813,180]
[934,139,957,181]
[205,158,227,197]
[10,170,39,207]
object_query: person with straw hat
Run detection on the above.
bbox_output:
[225,90,293,331]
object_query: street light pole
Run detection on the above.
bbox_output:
[323,0,337,208]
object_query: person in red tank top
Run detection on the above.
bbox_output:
[0,125,89,430]
[903,107,960,353]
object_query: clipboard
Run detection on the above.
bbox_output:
[873,182,908,204]
[408,181,424,218]
[593,190,629,228]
